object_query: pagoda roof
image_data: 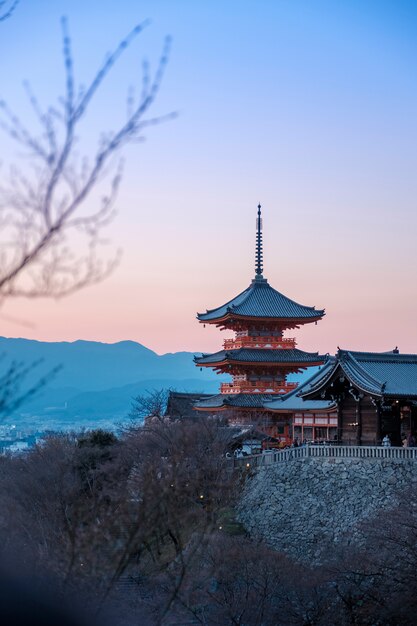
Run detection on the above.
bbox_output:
[264,359,337,412]
[197,275,324,325]
[194,347,327,368]
[195,393,274,411]
[300,349,417,399]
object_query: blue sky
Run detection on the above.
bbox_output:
[1,0,417,354]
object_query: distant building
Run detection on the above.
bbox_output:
[194,204,329,443]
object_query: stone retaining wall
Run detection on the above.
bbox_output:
[237,457,417,564]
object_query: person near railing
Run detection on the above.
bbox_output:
[382,434,391,447]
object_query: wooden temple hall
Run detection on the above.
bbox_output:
[193,204,417,446]
[299,350,417,446]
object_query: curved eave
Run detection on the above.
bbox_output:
[340,364,383,397]
[336,349,417,399]
[197,312,325,326]
[267,403,336,414]
[194,393,274,410]
[299,361,340,399]
[300,359,383,399]
[196,358,326,369]
[195,405,269,412]
[194,404,228,412]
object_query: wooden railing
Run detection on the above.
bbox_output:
[223,337,296,350]
[232,445,417,469]
[220,381,298,394]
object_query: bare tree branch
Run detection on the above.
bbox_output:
[0,17,174,301]
[0,355,60,416]
[0,0,19,22]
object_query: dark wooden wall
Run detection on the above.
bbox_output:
[339,395,408,446]
[361,398,380,445]
[340,396,379,445]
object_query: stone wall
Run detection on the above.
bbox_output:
[237,457,417,564]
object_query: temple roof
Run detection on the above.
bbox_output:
[197,275,325,324]
[165,391,213,419]
[195,393,274,410]
[264,359,337,412]
[300,349,417,399]
[195,347,327,367]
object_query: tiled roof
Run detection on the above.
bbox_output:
[300,349,417,399]
[195,348,327,366]
[340,350,417,397]
[195,393,274,410]
[264,359,337,411]
[165,391,213,419]
[197,275,324,323]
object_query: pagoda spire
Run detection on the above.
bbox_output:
[255,203,263,276]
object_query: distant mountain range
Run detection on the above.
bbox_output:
[0,337,226,428]
[0,337,318,430]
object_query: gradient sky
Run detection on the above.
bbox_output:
[1,0,417,355]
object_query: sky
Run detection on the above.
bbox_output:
[1,0,417,355]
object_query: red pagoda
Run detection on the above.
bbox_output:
[194,204,327,442]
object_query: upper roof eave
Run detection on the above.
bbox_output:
[197,277,325,324]
[197,312,325,325]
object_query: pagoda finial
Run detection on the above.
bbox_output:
[255,203,263,276]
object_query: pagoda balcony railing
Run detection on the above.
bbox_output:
[223,337,296,350]
[220,381,298,395]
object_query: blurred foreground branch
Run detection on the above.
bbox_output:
[0,0,19,21]
[0,17,173,301]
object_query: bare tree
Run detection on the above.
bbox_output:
[0,418,238,620]
[0,17,173,301]
[129,388,171,422]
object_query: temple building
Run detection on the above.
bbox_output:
[264,359,337,442]
[299,349,417,446]
[194,204,328,442]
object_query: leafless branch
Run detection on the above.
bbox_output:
[0,355,60,416]
[0,17,174,301]
[0,0,19,22]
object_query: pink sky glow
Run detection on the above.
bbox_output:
[1,1,417,356]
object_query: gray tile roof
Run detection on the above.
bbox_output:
[198,275,325,323]
[264,359,337,411]
[340,350,417,397]
[195,348,327,366]
[195,393,275,410]
[165,392,213,419]
[300,349,417,399]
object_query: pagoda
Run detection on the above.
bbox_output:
[194,204,327,441]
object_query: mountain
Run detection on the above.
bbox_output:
[0,337,219,391]
[0,337,226,428]
[0,337,318,430]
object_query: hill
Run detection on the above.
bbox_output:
[0,337,317,430]
[0,337,225,428]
